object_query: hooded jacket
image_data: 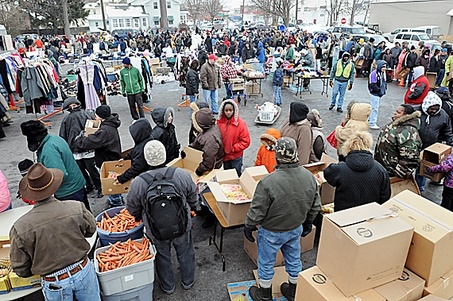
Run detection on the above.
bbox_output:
[374,111,423,178]
[404,66,430,105]
[189,101,210,144]
[120,66,144,95]
[256,42,266,64]
[190,108,224,175]
[368,60,387,97]
[324,150,391,212]
[185,67,200,96]
[255,128,281,173]
[281,103,313,165]
[76,114,122,168]
[117,119,153,184]
[59,103,95,154]
[335,103,372,156]
[404,50,418,69]
[242,44,256,63]
[151,107,180,163]
[217,100,251,162]
[416,48,430,71]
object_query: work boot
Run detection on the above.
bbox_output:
[329,104,335,110]
[281,282,297,301]
[337,107,343,113]
[249,285,272,301]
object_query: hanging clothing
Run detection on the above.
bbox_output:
[77,63,101,111]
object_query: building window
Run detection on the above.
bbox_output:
[167,2,171,8]
[125,18,131,27]
[154,20,159,26]
[133,18,139,27]
[142,18,147,27]
[153,2,158,9]
[119,19,124,27]
[169,19,173,25]
[112,19,118,28]
[95,22,99,27]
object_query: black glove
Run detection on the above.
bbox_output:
[244,226,257,243]
[302,223,313,237]
[181,150,186,159]
[195,169,203,177]
[122,93,127,97]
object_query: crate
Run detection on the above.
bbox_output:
[259,110,274,122]
[101,283,153,301]
[230,78,245,91]
[94,240,156,296]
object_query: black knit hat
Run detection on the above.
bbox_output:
[95,105,111,119]
[20,120,48,152]
[18,159,34,177]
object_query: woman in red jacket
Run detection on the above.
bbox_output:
[217,99,251,176]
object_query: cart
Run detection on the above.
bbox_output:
[254,102,282,125]
[229,78,247,106]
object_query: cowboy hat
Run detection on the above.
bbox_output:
[19,163,63,201]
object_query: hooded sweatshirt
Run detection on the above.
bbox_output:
[255,128,282,173]
[189,101,210,144]
[369,60,387,97]
[151,107,180,163]
[404,66,430,105]
[281,102,313,165]
[217,100,251,162]
[256,42,266,64]
[117,119,153,184]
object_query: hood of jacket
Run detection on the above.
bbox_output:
[151,107,174,128]
[422,91,442,115]
[376,60,387,71]
[289,102,309,124]
[345,150,375,172]
[350,103,372,122]
[189,101,209,113]
[193,108,215,132]
[129,118,152,144]
[413,66,425,80]
[258,42,263,49]
[218,99,239,125]
[101,113,121,129]
[260,128,282,147]
[392,110,421,129]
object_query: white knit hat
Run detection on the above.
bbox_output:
[144,140,166,167]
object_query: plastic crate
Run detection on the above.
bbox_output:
[101,283,153,301]
[259,110,274,122]
[94,240,156,296]
[96,207,144,247]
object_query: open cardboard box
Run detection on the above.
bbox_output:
[390,176,420,197]
[100,160,132,195]
[419,143,452,182]
[303,154,337,205]
[423,268,453,299]
[316,202,414,296]
[208,166,269,226]
[84,119,100,137]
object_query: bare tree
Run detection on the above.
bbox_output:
[248,0,295,26]
[182,0,204,25]
[342,0,368,25]
[0,0,29,36]
[324,0,348,26]
[202,0,223,23]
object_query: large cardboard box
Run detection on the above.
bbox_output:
[383,191,453,286]
[84,119,100,137]
[244,225,316,267]
[374,268,425,301]
[295,266,386,301]
[423,268,453,299]
[100,160,132,195]
[208,166,268,226]
[390,176,421,197]
[245,82,259,95]
[420,143,452,181]
[316,202,414,296]
[418,296,450,301]
[303,154,337,205]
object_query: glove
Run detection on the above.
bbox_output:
[302,223,313,237]
[329,81,334,88]
[347,83,353,90]
[180,150,186,159]
[244,226,258,243]
[122,93,126,97]
[195,169,203,177]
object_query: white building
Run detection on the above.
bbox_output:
[128,0,182,28]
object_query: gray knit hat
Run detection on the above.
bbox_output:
[144,140,166,167]
[275,137,299,164]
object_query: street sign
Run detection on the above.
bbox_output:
[341,18,346,24]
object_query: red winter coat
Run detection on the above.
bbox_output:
[217,100,251,162]
[404,71,430,105]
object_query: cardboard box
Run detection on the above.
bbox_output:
[230,78,245,91]
[418,296,450,301]
[427,72,438,88]
[295,266,386,301]
[208,166,269,226]
[8,272,40,291]
[244,226,316,267]
[100,160,132,195]
[390,176,420,197]
[0,274,10,294]
[374,268,425,301]
[423,268,453,299]
[245,82,259,95]
[227,280,287,301]
[420,143,452,181]
[84,119,100,137]
[303,154,337,205]
[383,191,453,286]
[316,202,414,296]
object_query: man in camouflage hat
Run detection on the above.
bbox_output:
[244,137,321,301]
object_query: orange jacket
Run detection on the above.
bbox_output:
[255,128,282,173]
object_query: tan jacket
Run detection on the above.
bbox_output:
[200,61,222,91]
[281,119,313,165]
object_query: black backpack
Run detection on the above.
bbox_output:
[139,167,188,241]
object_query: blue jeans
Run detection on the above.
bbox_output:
[108,194,124,206]
[224,83,233,99]
[369,95,382,126]
[152,229,195,293]
[330,81,348,109]
[224,156,243,176]
[257,225,303,281]
[415,168,426,192]
[189,95,197,103]
[273,86,282,105]
[436,69,445,86]
[202,89,219,114]
[407,68,414,84]
[41,259,100,301]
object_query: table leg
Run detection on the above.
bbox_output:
[209,221,227,271]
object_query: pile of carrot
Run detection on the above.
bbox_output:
[97,208,142,232]
[96,238,154,272]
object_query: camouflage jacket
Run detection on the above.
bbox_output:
[374,111,423,178]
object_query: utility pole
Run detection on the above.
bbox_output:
[295,0,298,23]
[100,0,107,31]
[241,0,245,27]
[159,0,168,28]
[62,0,70,36]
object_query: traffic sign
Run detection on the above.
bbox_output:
[341,18,346,25]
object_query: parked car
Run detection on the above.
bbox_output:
[416,26,444,40]
[111,29,139,39]
[382,28,425,42]
[352,34,394,50]
[332,25,366,38]
[393,32,439,49]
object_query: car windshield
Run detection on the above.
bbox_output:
[351,27,365,34]
[419,34,430,40]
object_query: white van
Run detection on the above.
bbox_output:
[383,28,425,42]
[393,32,439,49]
[416,26,443,40]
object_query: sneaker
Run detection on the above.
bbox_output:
[337,108,343,113]
[329,104,335,110]
[96,190,104,198]
[370,125,380,130]
[160,284,175,295]
[182,281,194,290]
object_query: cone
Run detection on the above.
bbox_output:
[398,77,405,87]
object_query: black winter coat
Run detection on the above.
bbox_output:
[198,50,208,67]
[117,119,153,184]
[59,108,94,153]
[76,114,122,168]
[324,151,391,212]
[419,109,453,148]
[151,107,180,163]
[185,68,200,96]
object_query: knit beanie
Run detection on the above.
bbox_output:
[144,140,166,167]
[307,109,322,128]
[275,137,299,164]
[122,57,131,65]
[96,105,111,119]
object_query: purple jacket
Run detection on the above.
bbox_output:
[429,154,453,188]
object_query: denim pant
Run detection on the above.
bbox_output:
[273,86,282,105]
[330,81,348,109]
[189,95,197,103]
[202,89,219,114]
[257,225,303,281]
[108,194,124,206]
[224,156,243,176]
[41,260,100,301]
[127,93,145,120]
[415,169,426,192]
[369,95,382,126]
[224,83,233,99]
[407,68,414,85]
[436,69,445,86]
[57,187,91,212]
[153,229,195,292]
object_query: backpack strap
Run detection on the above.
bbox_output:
[139,172,155,185]
[163,166,177,180]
